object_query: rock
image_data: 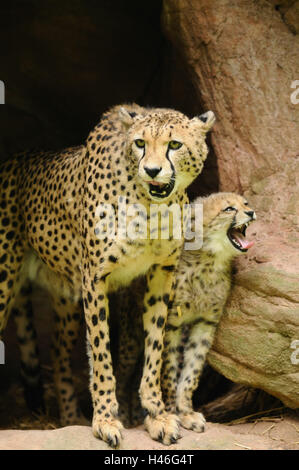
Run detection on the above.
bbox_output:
[208,264,299,408]
[163,0,299,407]
[1,422,297,450]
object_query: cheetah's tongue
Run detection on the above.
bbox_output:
[230,228,254,250]
[148,181,164,187]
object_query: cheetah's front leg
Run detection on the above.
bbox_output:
[140,264,180,446]
[176,321,217,432]
[83,274,123,448]
[161,324,183,413]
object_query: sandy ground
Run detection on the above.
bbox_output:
[1,417,299,450]
[0,380,299,450]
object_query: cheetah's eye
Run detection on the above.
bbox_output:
[168,140,182,150]
[223,206,236,212]
[134,139,145,148]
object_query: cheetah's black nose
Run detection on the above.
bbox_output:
[245,210,255,219]
[144,167,162,179]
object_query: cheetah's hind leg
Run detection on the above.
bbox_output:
[113,289,143,428]
[13,280,45,413]
[50,295,89,426]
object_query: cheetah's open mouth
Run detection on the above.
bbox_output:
[148,177,175,199]
[227,223,254,252]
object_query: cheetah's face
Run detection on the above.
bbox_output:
[198,193,256,256]
[120,107,215,202]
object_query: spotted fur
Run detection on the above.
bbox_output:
[115,193,256,431]
[0,103,215,447]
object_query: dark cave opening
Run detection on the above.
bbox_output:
[0,0,219,198]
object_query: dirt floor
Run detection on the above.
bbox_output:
[1,372,299,450]
[1,416,299,450]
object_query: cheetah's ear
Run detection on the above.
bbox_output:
[119,107,138,129]
[192,111,216,133]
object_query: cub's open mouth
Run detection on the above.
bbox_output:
[148,178,175,199]
[227,223,254,252]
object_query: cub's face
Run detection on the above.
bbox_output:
[120,107,215,202]
[197,193,256,256]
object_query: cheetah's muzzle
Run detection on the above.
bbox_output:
[227,222,254,252]
[148,175,175,199]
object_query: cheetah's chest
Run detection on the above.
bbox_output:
[168,262,231,327]
[107,238,181,292]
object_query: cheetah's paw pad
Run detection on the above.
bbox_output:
[92,416,124,448]
[179,411,206,433]
[144,413,181,446]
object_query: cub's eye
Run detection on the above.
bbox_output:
[244,201,249,206]
[223,206,236,212]
[135,139,145,148]
[168,140,182,150]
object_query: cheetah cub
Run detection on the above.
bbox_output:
[161,192,256,432]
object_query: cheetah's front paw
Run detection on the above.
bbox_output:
[144,412,181,445]
[179,411,206,433]
[92,415,124,448]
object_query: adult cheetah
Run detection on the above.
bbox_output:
[0,103,215,446]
